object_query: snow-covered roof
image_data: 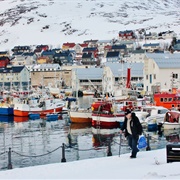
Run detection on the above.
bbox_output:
[73,67,103,80]
[105,62,144,78]
[146,53,180,69]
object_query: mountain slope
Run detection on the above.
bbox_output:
[0,0,179,49]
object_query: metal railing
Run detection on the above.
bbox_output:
[0,133,155,170]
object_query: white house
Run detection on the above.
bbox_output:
[103,62,144,96]
[144,53,180,94]
[0,65,30,91]
[128,49,146,63]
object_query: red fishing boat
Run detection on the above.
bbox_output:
[153,90,180,110]
[91,99,124,128]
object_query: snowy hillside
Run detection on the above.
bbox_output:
[0,0,179,50]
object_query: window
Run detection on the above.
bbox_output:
[172,73,178,79]
[154,74,156,79]
[146,75,148,80]
[149,74,152,84]
[168,98,172,102]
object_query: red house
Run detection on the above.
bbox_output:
[34,45,49,53]
[119,30,135,39]
[0,56,10,68]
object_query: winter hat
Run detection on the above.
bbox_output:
[125,109,131,116]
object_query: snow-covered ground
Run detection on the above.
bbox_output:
[0,0,180,50]
[0,148,180,179]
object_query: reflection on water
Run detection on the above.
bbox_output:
[0,112,179,171]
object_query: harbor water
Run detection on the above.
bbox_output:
[0,96,179,171]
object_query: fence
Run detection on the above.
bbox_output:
[0,133,153,170]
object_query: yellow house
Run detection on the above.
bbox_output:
[37,56,51,64]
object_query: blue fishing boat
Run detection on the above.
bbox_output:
[0,106,14,115]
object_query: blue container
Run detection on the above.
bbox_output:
[147,124,158,131]
[46,114,58,121]
[0,107,14,115]
[29,113,40,120]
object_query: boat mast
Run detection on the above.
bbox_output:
[75,69,78,105]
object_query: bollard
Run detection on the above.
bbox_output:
[61,143,66,163]
[107,141,112,156]
[7,148,13,169]
[146,134,151,151]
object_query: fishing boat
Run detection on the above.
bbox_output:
[153,91,180,110]
[0,98,14,115]
[69,107,92,123]
[13,98,65,117]
[91,99,124,128]
[0,106,14,115]
[163,110,180,130]
[145,106,169,131]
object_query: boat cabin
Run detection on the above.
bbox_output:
[154,92,180,110]
[164,111,180,123]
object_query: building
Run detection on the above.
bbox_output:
[144,53,180,94]
[30,64,62,87]
[128,49,146,63]
[71,67,103,93]
[106,51,121,63]
[11,52,37,66]
[119,30,135,39]
[0,65,30,91]
[103,62,144,96]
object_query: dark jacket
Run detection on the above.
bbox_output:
[121,112,143,138]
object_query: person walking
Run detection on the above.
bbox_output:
[120,109,143,158]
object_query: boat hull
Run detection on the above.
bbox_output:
[91,113,123,128]
[14,107,63,117]
[0,107,14,115]
[163,122,180,130]
[69,110,92,123]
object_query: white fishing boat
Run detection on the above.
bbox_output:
[13,97,65,117]
[145,106,169,131]
[69,107,92,123]
[163,110,180,130]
